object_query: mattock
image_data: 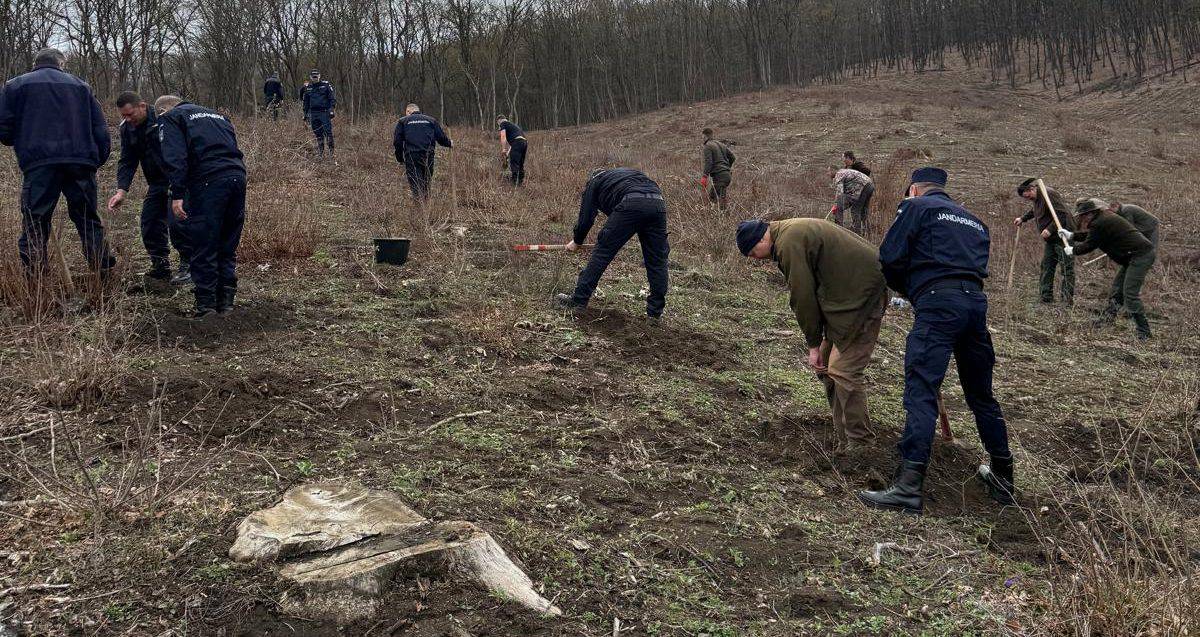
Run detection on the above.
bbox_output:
[937,393,953,441]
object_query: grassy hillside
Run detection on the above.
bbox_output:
[1,68,1198,636]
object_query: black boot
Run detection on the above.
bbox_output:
[171,261,192,285]
[217,287,236,315]
[858,461,926,515]
[554,293,584,312]
[194,293,217,318]
[1131,313,1152,340]
[978,454,1016,505]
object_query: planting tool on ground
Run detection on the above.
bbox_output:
[937,393,953,441]
[512,243,594,252]
[1035,178,1071,249]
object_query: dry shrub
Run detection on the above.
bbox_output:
[1062,130,1098,153]
[1024,405,1200,635]
[1,390,228,536]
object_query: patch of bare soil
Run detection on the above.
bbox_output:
[573,308,736,370]
[134,298,298,349]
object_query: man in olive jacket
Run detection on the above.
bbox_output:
[737,218,889,446]
[702,128,735,209]
[1061,198,1156,339]
[1109,201,1159,247]
[1014,177,1075,304]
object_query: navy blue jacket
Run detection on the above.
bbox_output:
[303,81,335,112]
[116,109,167,191]
[879,189,990,300]
[573,168,662,244]
[393,112,452,159]
[499,120,526,142]
[0,64,110,171]
[264,79,284,103]
[158,103,246,200]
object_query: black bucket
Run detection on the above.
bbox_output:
[373,237,411,266]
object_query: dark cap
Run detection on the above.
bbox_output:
[1073,197,1108,217]
[736,220,769,256]
[309,69,320,77]
[910,167,948,187]
[1016,177,1038,195]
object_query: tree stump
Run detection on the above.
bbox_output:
[230,481,561,623]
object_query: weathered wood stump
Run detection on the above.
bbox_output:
[230,481,561,623]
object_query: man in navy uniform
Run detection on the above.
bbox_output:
[393,103,453,200]
[263,73,284,121]
[0,48,115,275]
[302,70,335,158]
[496,115,528,186]
[107,91,191,284]
[155,95,247,317]
[555,168,670,320]
[859,167,1014,515]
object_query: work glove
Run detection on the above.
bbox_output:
[1058,228,1074,241]
[1064,245,1074,256]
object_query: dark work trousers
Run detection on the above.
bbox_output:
[851,182,874,236]
[184,175,246,307]
[18,164,114,273]
[898,280,1010,464]
[570,197,670,317]
[708,170,731,209]
[310,111,334,155]
[1038,240,1075,303]
[140,184,191,274]
[1105,249,1156,337]
[266,99,281,121]
[403,150,437,200]
[507,139,528,186]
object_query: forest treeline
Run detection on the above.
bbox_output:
[2,0,1199,129]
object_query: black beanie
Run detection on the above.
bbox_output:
[736,220,769,256]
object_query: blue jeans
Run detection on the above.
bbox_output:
[571,199,670,317]
[184,175,246,303]
[898,281,1009,463]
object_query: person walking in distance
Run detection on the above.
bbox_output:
[302,70,335,159]
[0,48,116,277]
[496,115,528,186]
[701,128,735,209]
[393,104,453,200]
[107,91,191,284]
[263,73,284,121]
[156,95,247,317]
